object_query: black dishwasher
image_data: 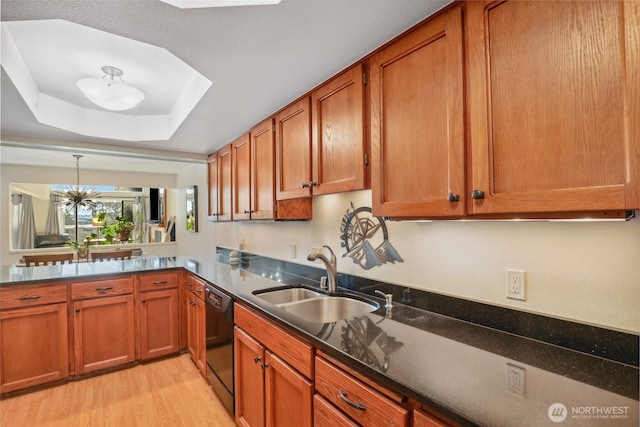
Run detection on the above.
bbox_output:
[204,284,234,415]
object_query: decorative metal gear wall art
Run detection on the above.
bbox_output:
[340,202,403,270]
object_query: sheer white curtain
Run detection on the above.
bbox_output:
[14,194,37,249]
[133,196,148,243]
[44,195,65,235]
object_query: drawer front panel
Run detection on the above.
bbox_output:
[314,394,359,427]
[1,284,67,309]
[315,356,408,427]
[185,274,206,301]
[71,277,134,300]
[139,271,179,292]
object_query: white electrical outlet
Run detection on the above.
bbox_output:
[506,363,526,397]
[290,243,296,258]
[506,269,526,300]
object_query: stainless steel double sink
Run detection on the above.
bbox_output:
[253,286,379,323]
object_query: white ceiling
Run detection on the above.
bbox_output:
[1,0,451,157]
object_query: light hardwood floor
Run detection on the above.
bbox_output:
[0,354,236,427]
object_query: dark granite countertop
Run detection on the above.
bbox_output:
[1,254,638,426]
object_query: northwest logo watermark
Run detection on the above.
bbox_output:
[548,403,630,423]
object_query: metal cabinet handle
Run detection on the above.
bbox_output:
[18,295,41,301]
[309,181,317,187]
[75,308,81,313]
[471,189,485,200]
[339,390,366,411]
[244,210,255,214]
[95,286,113,292]
[254,356,262,363]
[141,299,146,304]
[260,363,269,370]
[153,280,168,285]
[196,288,203,293]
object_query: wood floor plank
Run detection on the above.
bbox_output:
[0,354,236,427]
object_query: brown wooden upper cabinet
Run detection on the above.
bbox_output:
[207,150,219,220]
[276,97,313,200]
[208,144,232,221]
[311,63,369,195]
[232,118,277,221]
[276,64,369,201]
[370,6,465,218]
[466,0,639,214]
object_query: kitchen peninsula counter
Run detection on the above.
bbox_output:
[1,254,638,426]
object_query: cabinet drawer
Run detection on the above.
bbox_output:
[314,394,358,427]
[185,274,206,301]
[234,303,314,379]
[315,356,408,427]
[0,283,67,309]
[139,271,179,292]
[71,277,134,300]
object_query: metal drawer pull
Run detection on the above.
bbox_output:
[153,280,168,285]
[196,288,203,293]
[18,295,41,301]
[339,390,366,411]
[95,286,114,292]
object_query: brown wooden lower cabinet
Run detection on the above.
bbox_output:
[186,285,206,376]
[138,271,180,361]
[0,302,69,393]
[73,294,136,374]
[234,304,314,427]
[138,288,179,360]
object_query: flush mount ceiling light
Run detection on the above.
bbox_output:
[159,0,280,8]
[76,66,145,111]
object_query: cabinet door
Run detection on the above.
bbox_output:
[275,97,312,200]
[467,1,638,214]
[232,133,252,221]
[235,327,266,427]
[207,153,219,220]
[264,350,313,427]
[312,63,367,195]
[0,303,68,393]
[251,118,276,220]
[186,294,197,362]
[217,144,233,221]
[370,7,465,218]
[195,296,206,376]
[625,1,640,209]
[139,288,179,360]
[73,295,135,374]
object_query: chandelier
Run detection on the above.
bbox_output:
[53,154,100,243]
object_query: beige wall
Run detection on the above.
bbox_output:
[205,190,640,334]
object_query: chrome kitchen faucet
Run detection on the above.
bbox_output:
[307,245,337,293]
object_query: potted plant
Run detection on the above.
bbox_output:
[65,233,96,259]
[103,216,136,243]
[92,212,107,226]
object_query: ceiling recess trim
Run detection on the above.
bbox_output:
[159,0,281,8]
[0,20,212,142]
